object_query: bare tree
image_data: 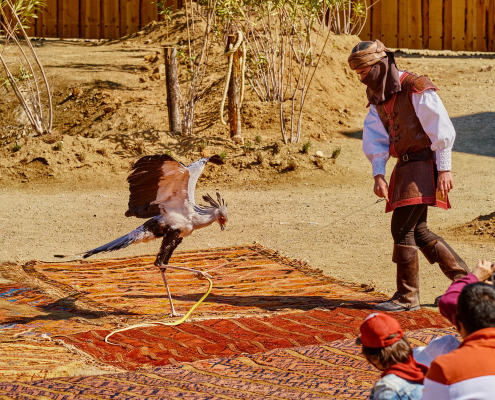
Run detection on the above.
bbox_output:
[180,0,219,135]
[0,0,52,136]
[214,0,334,143]
[327,0,371,36]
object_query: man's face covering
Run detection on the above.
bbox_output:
[361,55,401,105]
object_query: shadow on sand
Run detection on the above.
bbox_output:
[342,112,495,158]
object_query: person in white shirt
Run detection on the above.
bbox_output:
[347,40,469,312]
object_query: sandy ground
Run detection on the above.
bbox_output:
[1,134,494,307]
[1,24,495,308]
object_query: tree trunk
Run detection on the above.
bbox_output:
[163,46,182,133]
[226,34,242,143]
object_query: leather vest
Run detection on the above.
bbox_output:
[376,72,449,213]
[376,72,437,158]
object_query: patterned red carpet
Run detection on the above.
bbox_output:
[57,307,452,371]
[0,245,457,398]
[21,245,384,319]
[0,328,457,399]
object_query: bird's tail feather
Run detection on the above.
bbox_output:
[82,233,138,258]
[54,232,139,259]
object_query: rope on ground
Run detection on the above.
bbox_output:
[220,31,246,125]
[104,275,213,345]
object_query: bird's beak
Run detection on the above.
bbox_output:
[221,224,226,231]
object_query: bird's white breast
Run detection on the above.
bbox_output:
[162,210,194,237]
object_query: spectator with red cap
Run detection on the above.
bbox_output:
[357,313,427,399]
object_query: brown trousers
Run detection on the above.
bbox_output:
[389,204,468,308]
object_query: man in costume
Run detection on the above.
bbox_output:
[348,40,469,312]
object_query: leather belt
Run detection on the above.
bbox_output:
[397,147,433,164]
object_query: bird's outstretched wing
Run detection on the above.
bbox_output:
[186,154,224,205]
[125,154,190,218]
[125,154,224,218]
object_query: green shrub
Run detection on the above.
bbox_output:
[301,141,311,154]
[242,140,252,153]
[331,146,341,159]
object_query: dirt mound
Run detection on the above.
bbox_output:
[454,212,495,240]
[0,12,366,187]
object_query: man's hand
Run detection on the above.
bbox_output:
[373,174,389,200]
[437,171,453,199]
[472,259,495,283]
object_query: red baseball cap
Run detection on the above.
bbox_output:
[357,313,404,348]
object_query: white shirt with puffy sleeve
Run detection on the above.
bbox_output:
[362,71,456,177]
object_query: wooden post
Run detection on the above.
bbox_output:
[163,46,182,133]
[226,34,242,143]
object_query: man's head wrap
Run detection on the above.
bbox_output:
[348,40,401,105]
[348,40,389,71]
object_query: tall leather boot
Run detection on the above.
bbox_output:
[374,244,421,312]
[420,238,469,281]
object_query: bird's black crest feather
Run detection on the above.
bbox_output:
[201,192,227,209]
[202,193,219,208]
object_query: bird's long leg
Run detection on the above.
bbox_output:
[159,268,179,317]
[155,228,183,317]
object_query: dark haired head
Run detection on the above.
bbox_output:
[361,336,412,370]
[351,41,374,54]
[457,282,495,335]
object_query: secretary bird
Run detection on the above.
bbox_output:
[56,154,228,317]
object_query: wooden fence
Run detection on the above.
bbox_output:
[3,0,182,40]
[1,0,494,51]
[359,0,495,52]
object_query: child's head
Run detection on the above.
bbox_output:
[357,313,412,370]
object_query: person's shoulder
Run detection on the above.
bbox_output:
[429,344,470,371]
[426,354,451,384]
[401,71,438,94]
[372,375,400,399]
[373,374,423,399]
[428,339,495,384]
[377,373,409,388]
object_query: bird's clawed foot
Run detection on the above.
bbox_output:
[169,311,185,318]
[195,270,212,280]
[157,264,213,281]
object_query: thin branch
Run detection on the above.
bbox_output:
[0,0,52,135]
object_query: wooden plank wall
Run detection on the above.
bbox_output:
[1,0,493,51]
[1,0,181,40]
[359,0,495,51]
